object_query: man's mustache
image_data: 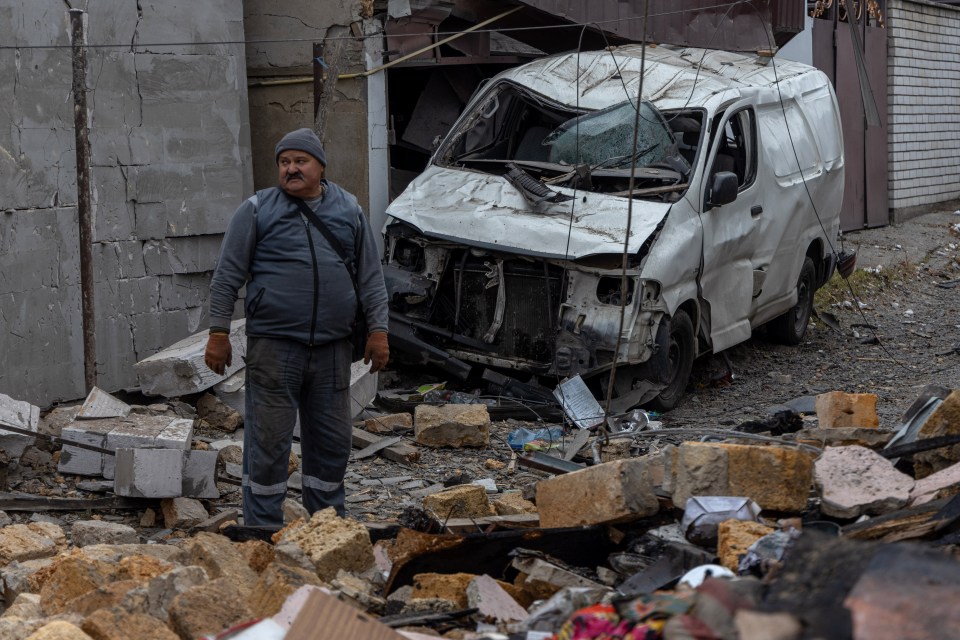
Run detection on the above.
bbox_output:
[285,171,305,182]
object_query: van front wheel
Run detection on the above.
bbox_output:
[770,256,816,345]
[647,310,695,412]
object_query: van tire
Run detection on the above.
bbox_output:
[770,256,816,345]
[648,310,695,412]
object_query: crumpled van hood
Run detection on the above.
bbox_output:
[385,165,671,259]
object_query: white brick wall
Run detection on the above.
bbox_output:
[888,0,960,211]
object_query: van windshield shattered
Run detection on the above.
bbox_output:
[441,82,690,198]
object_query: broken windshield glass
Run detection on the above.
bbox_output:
[545,100,681,170]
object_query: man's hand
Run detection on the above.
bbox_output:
[363,331,389,373]
[204,332,233,375]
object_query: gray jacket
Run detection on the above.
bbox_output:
[208,184,389,345]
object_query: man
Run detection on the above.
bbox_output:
[204,127,389,528]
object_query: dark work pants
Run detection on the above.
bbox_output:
[242,336,353,528]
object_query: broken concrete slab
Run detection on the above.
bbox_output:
[70,521,139,547]
[467,574,528,623]
[815,391,880,429]
[182,449,219,499]
[75,387,131,420]
[0,391,40,460]
[414,404,490,448]
[58,421,114,477]
[536,458,659,528]
[134,319,247,397]
[910,460,960,506]
[114,448,183,498]
[421,484,495,519]
[913,389,960,478]
[814,445,914,518]
[671,442,814,513]
[277,508,375,582]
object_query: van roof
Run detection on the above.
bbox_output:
[498,44,817,112]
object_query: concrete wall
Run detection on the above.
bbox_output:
[888,0,960,213]
[0,1,252,406]
[243,1,380,213]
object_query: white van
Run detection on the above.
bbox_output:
[382,45,844,410]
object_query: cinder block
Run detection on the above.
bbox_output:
[815,392,880,429]
[114,448,183,498]
[414,404,491,448]
[58,421,114,476]
[536,458,659,528]
[182,450,219,499]
[103,416,175,479]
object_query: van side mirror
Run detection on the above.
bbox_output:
[706,171,739,210]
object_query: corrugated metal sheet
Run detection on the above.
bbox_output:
[515,0,806,52]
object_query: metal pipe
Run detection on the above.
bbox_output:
[69,9,97,394]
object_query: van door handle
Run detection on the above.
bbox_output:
[751,205,763,216]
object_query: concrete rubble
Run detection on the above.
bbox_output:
[0,359,958,640]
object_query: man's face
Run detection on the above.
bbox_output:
[278,150,324,198]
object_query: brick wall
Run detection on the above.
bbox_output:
[888,0,960,212]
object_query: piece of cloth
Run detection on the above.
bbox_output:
[364,331,389,372]
[275,127,327,166]
[553,603,661,640]
[242,337,353,525]
[203,332,232,375]
[208,185,388,346]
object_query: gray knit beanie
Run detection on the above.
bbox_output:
[275,128,327,166]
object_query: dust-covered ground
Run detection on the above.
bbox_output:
[339,205,960,522]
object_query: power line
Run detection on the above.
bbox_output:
[0,2,744,51]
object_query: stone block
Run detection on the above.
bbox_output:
[23,621,93,640]
[75,388,131,420]
[39,552,118,615]
[63,579,141,617]
[717,520,776,571]
[167,578,253,640]
[3,592,43,619]
[364,413,413,434]
[414,404,490,448]
[161,498,209,530]
[2,558,54,603]
[814,446,914,518]
[0,523,66,565]
[239,539,274,574]
[182,450,219,499]
[492,492,538,516]
[113,449,183,498]
[81,608,180,640]
[0,392,40,461]
[58,421,114,477]
[797,428,893,449]
[422,484,495,519]
[914,389,960,478]
[350,360,379,416]
[196,393,242,432]
[155,419,193,451]
[672,443,814,513]
[411,573,474,607]
[815,392,880,429]
[103,415,182,479]
[536,458,659,528]
[247,562,324,618]
[277,508,374,582]
[183,532,259,597]
[134,319,247,397]
[70,521,138,547]
[79,544,184,566]
[467,574,528,623]
[122,565,208,620]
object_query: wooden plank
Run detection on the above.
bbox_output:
[353,436,403,460]
[351,427,420,464]
[0,493,148,512]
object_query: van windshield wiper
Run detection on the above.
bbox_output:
[590,144,659,171]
